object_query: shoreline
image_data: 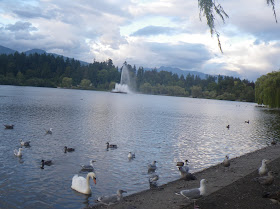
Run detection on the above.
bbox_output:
[89,144,280,209]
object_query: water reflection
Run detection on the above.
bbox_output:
[0,86,279,209]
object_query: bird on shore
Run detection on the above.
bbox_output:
[258,159,269,176]
[128,152,135,159]
[222,155,230,168]
[149,174,159,186]
[263,190,280,204]
[176,179,207,201]
[71,172,96,195]
[64,146,75,153]
[253,171,274,185]
[106,142,117,149]
[14,148,23,157]
[45,128,53,134]
[4,124,14,129]
[95,189,127,205]
[80,160,95,172]
[19,139,30,147]
[148,161,157,173]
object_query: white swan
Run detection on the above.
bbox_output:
[80,160,95,171]
[71,172,96,194]
[14,148,22,157]
[19,139,30,147]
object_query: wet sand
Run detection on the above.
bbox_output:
[88,144,280,209]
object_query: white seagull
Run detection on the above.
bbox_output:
[258,159,269,176]
[14,148,23,157]
[80,160,96,172]
[176,179,207,200]
[96,189,127,205]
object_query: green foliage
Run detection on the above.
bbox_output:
[61,77,72,88]
[80,79,92,89]
[255,71,280,108]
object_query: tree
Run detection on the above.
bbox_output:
[61,77,72,88]
[80,79,92,88]
[191,85,202,98]
[198,0,277,52]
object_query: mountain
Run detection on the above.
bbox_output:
[0,45,17,55]
[0,45,89,66]
[144,66,209,79]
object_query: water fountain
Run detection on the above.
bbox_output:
[112,64,131,94]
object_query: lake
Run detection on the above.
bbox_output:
[0,85,279,209]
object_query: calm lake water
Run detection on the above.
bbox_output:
[0,85,279,209]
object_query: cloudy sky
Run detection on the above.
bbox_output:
[1,0,280,81]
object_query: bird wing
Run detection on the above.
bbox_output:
[98,194,118,205]
[180,188,201,199]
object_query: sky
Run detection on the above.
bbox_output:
[0,0,280,81]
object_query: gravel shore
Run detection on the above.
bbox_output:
[88,144,280,209]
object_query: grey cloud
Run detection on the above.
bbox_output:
[5,21,37,32]
[131,26,176,36]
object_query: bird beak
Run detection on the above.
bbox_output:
[93,178,97,184]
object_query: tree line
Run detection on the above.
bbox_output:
[0,52,256,102]
[255,71,280,108]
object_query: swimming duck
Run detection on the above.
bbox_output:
[80,160,95,172]
[106,142,117,149]
[19,139,30,147]
[4,124,14,129]
[64,146,75,153]
[46,128,53,134]
[128,152,135,159]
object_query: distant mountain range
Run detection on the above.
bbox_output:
[0,45,89,66]
[0,45,242,80]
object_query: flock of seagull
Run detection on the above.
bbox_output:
[5,120,280,207]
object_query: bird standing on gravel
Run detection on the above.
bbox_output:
[258,159,269,176]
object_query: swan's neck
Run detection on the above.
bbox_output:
[85,174,91,193]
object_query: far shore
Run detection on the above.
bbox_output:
[88,144,280,209]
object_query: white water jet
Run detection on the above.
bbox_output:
[112,64,131,94]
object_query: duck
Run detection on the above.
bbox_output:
[64,146,75,153]
[175,179,207,200]
[80,160,96,172]
[41,160,53,166]
[106,142,117,149]
[148,161,157,173]
[176,160,188,167]
[46,128,53,134]
[128,152,135,159]
[223,155,230,168]
[14,148,22,157]
[71,172,96,195]
[4,124,14,129]
[96,189,127,205]
[226,125,230,129]
[245,120,250,124]
[19,139,30,147]
[259,159,269,176]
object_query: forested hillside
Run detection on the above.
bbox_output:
[0,52,255,102]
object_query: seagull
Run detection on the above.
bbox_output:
[259,159,269,176]
[253,171,274,185]
[263,191,280,204]
[14,148,23,157]
[64,146,75,153]
[176,179,207,201]
[179,169,197,181]
[106,142,117,149]
[46,128,53,134]
[95,190,127,205]
[223,155,230,168]
[149,174,159,184]
[19,139,30,147]
[128,152,135,159]
[148,161,157,173]
[80,160,95,172]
